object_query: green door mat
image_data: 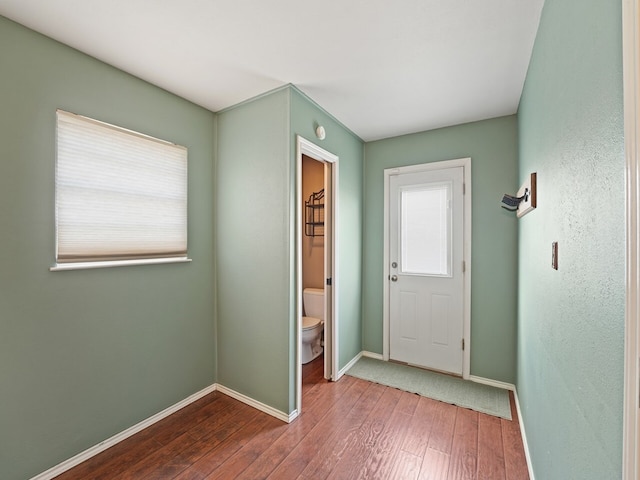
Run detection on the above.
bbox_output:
[346,356,512,420]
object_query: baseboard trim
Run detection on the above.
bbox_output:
[337,350,385,379]
[30,383,218,480]
[469,375,515,391]
[468,377,535,478]
[513,389,535,480]
[31,369,532,480]
[336,351,363,380]
[361,350,384,361]
[215,384,296,423]
[31,381,296,480]
[331,354,534,477]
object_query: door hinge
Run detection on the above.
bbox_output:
[462,261,466,273]
[463,183,466,195]
[462,339,465,351]
[326,278,332,286]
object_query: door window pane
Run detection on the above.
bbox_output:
[400,182,451,276]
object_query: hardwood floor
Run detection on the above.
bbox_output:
[54,357,529,479]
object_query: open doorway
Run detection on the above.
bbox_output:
[296,135,338,416]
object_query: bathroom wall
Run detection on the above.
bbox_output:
[302,154,325,291]
[516,0,625,477]
[363,115,519,383]
[0,16,217,480]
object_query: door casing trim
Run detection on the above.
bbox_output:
[295,135,339,416]
[383,158,472,379]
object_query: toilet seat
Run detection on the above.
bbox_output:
[302,316,321,330]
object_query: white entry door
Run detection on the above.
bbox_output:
[389,166,465,375]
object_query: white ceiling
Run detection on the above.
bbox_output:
[0,0,544,141]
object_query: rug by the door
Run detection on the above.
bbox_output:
[345,356,512,420]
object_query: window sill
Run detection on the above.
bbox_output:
[50,257,192,271]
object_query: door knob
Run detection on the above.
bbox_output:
[391,275,398,282]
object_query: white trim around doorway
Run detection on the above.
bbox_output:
[295,135,339,416]
[382,158,472,379]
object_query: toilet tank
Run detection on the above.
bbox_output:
[303,288,325,320]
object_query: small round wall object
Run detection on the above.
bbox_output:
[315,125,326,140]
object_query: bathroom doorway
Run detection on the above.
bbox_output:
[296,135,338,416]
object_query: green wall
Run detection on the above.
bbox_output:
[216,87,364,414]
[216,88,292,413]
[516,0,625,478]
[290,88,364,374]
[0,17,217,480]
[363,116,519,383]
[7,1,627,477]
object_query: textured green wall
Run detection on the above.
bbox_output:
[217,87,363,414]
[290,88,364,376]
[0,17,217,480]
[363,116,519,383]
[516,0,625,478]
[216,89,292,413]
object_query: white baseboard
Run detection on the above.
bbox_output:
[361,350,384,361]
[469,375,515,391]
[336,351,363,379]
[469,377,534,478]
[31,368,532,480]
[469,375,535,478]
[336,354,535,478]
[31,381,296,480]
[350,357,515,395]
[30,383,217,480]
[215,384,295,423]
[513,389,535,480]
[337,350,385,379]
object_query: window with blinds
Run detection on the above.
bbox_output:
[52,110,189,270]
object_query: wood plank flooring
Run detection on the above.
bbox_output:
[54,357,529,479]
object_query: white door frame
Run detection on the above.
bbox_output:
[383,158,472,379]
[295,135,339,415]
[623,0,639,477]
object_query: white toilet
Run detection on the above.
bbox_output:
[301,287,324,364]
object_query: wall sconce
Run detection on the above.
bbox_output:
[501,172,537,218]
[315,125,326,140]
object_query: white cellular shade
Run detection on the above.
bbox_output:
[400,182,452,276]
[55,110,188,264]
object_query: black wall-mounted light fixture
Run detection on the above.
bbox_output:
[501,191,528,211]
[501,172,537,218]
